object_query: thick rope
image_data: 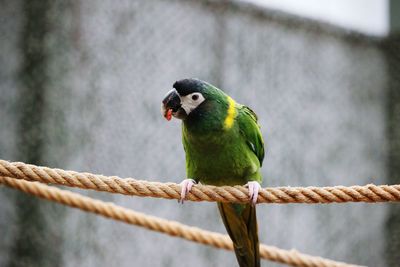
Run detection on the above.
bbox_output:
[1,159,399,204]
[0,176,363,267]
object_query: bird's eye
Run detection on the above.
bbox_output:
[192,94,199,101]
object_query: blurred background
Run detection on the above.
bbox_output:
[0,0,399,266]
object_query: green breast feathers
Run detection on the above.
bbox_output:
[182,95,264,186]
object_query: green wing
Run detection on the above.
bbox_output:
[237,106,265,167]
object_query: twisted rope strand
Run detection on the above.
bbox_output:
[1,159,399,204]
[0,176,363,267]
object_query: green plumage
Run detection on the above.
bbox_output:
[180,80,265,267]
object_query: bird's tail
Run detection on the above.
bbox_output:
[218,202,260,267]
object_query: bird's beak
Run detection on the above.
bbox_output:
[162,89,182,121]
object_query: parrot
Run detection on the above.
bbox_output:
[161,78,265,267]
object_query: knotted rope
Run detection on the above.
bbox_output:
[0,176,363,267]
[1,159,399,204]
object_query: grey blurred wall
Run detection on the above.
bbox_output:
[0,0,397,266]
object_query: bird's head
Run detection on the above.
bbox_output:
[162,78,223,121]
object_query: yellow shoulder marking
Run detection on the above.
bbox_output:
[224,96,236,130]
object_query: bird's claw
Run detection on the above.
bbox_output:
[246,181,261,205]
[179,178,196,204]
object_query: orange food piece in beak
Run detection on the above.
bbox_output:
[165,109,172,121]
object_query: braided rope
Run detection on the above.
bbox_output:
[0,176,363,267]
[1,159,399,204]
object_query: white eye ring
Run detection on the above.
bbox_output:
[180,92,205,115]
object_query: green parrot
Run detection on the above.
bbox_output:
[162,78,265,267]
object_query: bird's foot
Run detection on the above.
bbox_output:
[246,181,261,206]
[179,178,196,204]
